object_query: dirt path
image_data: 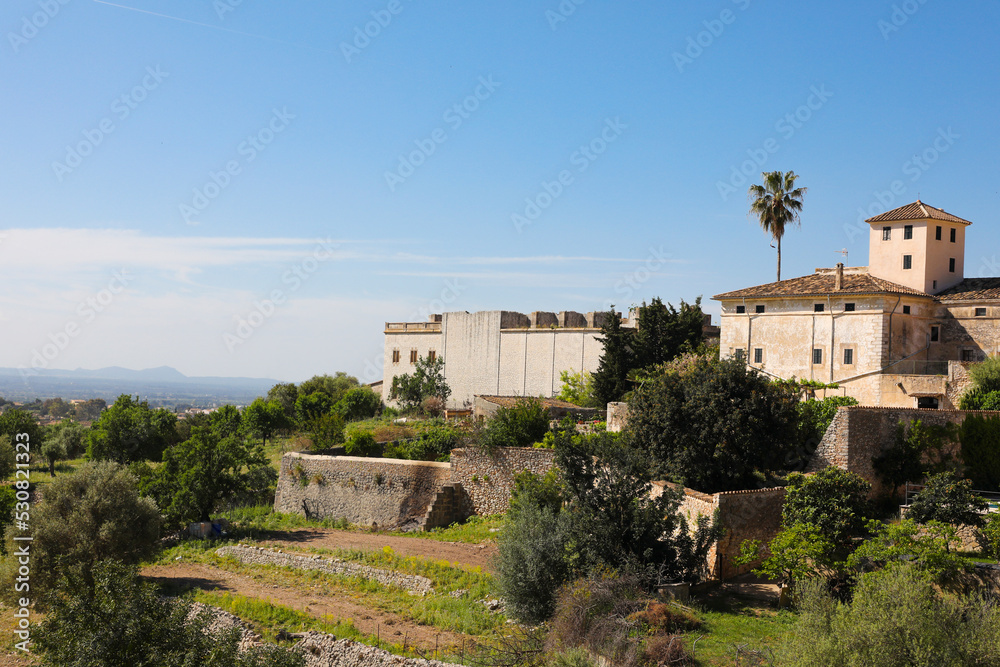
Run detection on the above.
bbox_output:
[256,529,497,573]
[143,561,467,652]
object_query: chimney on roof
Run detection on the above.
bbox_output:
[835,263,844,291]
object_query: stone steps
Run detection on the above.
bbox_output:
[422,482,468,531]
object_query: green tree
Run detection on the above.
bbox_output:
[0,408,42,455]
[298,372,359,404]
[748,170,807,282]
[35,560,305,667]
[73,398,107,422]
[907,471,988,529]
[736,522,834,587]
[591,307,634,405]
[345,432,379,457]
[334,386,383,422]
[266,382,299,422]
[0,435,15,482]
[242,397,289,446]
[209,404,242,438]
[294,391,335,425]
[782,467,871,560]
[1,462,159,603]
[978,512,1000,561]
[388,355,451,411]
[41,397,72,418]
[632,296,705,370]
[46,420,87,459]
[143,427,273,525]
[86,395,177,463]
[556,370,600,408]
[627,356,799,492]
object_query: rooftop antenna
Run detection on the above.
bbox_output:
[835,248,848,266]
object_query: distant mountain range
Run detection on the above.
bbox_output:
[0,366,280,406]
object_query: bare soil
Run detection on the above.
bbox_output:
[255,529,497,573]
[143,561,468,653]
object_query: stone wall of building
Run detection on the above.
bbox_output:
[450,446,556,516]
[806,406,1000,497]
[652,482,785,581]
[274,453,452,528]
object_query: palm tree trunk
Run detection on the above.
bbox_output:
[776,235,782,282]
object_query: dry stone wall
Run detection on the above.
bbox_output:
[274,453,452,528]
[449,447,556,515]
[216,545,433,592]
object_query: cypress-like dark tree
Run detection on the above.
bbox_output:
[592,307,634,405]
[633,296,705,370]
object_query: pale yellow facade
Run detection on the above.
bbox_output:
[715,201,991,409]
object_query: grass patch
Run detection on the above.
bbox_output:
[155,539,502,638]
[385,515,503,544]
[683,593,796,665]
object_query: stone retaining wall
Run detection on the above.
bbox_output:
[274,453,452,528]
[807,406,1000,497]
[216,545,433,593]
[449,447,556,515]
[296,632,462,667]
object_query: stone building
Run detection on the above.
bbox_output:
[382,310,613,409]
[714,201,998,408]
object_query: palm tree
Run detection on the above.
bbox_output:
[748,171,807,282]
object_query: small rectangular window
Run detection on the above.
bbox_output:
[962,349,975,362]
[933,280,937,290]
[814,303,825,313]
[754,348,763,364]
[735,305,746,314]
[903,255,912,270]
[755,305,765,314]
[844,303,856,312]
[428,350,437,362]
[392,349,400,364]
[975,307,987,317]
[931,326,939,342]
[936,226,942,240]
[949,258,956,273]
[734,349,745,361]
[410,349,418,363]
[813,349,823,365]
[904,225,913,240]
[843,349,854,365]
[882,226,891,241]
[950,228,956,243]
[903,305,911,314]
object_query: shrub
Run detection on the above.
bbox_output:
[847,519,969,583]
[35,560,305,667]
[907,471,988,528]
[494,502,575,623]
[643,635,694,666]
[978,512,1000,561]
[780,565,1000,666]
[1,462,159,605]
[782,467,871,560]
[480,399,550,451]
[345,432,380,457]
[629,602,702,633]
[736,522,834,587]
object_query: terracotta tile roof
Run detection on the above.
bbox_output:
[713,272,929,300]
[865,200,972,225]
[936,278,1000,301]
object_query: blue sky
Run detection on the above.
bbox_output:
[3,0,998,383]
